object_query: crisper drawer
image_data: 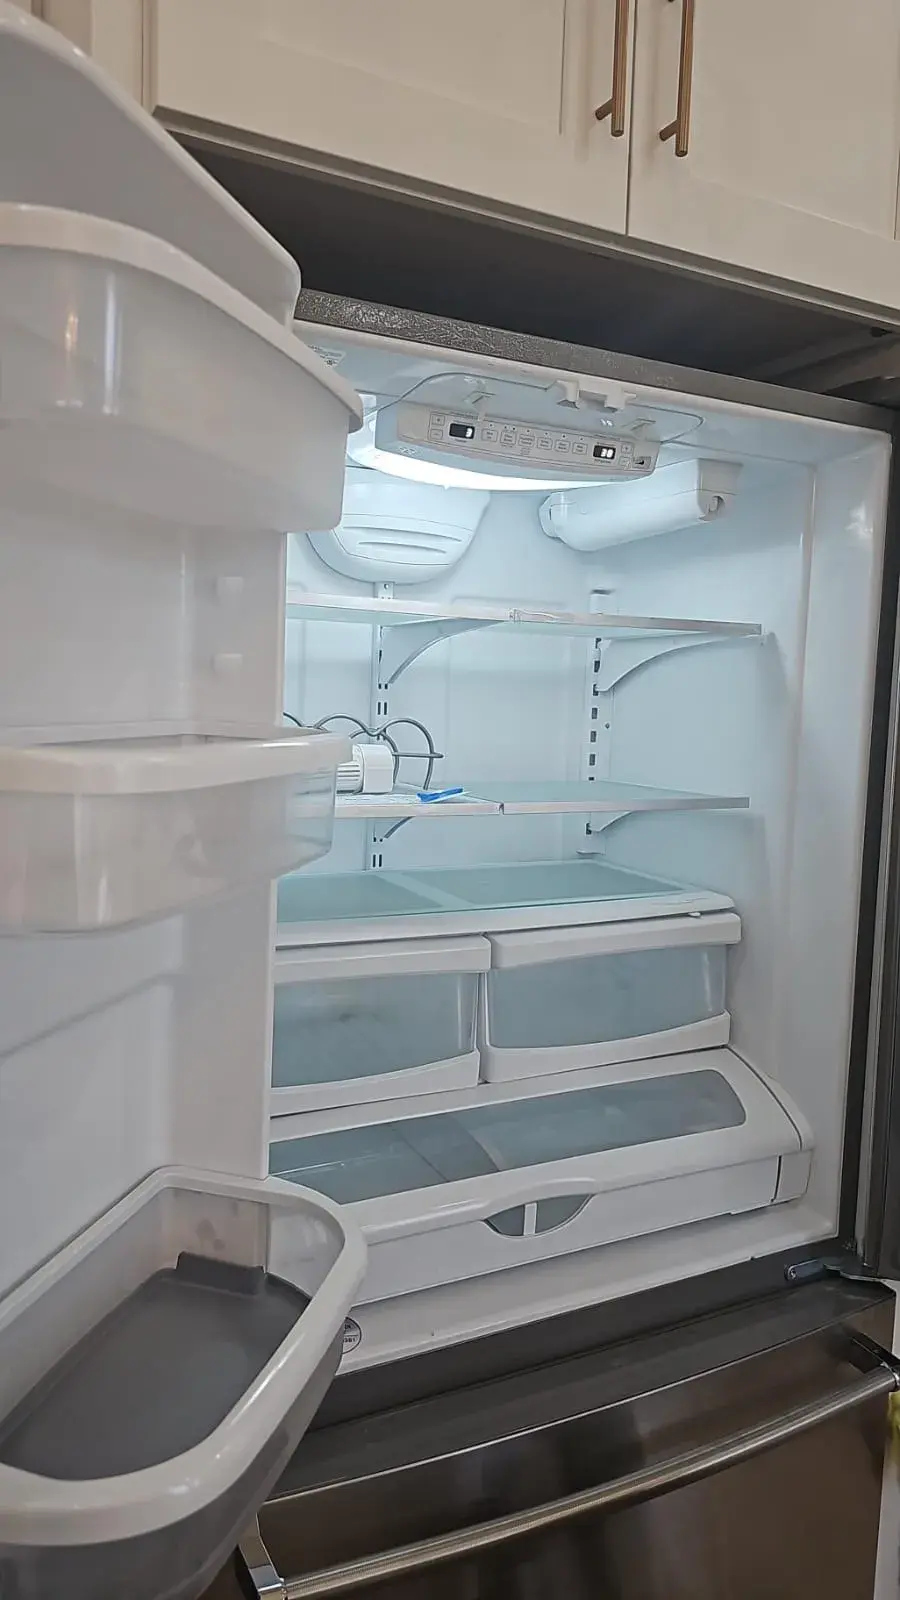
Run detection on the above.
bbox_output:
[272,937,490,1115]
[480,913,741,1083]
[269,1050,812,1306]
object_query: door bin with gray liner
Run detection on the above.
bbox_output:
[0,1170,365,1600]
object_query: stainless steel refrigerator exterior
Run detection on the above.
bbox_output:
[215,1281,897,1599]
[212,297,900,1598]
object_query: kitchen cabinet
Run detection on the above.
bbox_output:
[628,0,900,312]
[40,0,143,99]
[149,0,633,236]
[147,0,900,317]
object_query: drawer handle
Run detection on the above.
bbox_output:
[659,0,695,156]
[237,1338,899,1598]
[594,0,630,136]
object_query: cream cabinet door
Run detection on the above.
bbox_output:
[628,0,900,311]
[41,0,143,99]
[150,0,631,233]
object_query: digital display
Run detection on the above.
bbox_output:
[448,422,476,440]
[593,444,617,460]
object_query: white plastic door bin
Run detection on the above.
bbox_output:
[272,936,490,1114]
[269,1051,812,1304]
[0,214,361,531]
[0,1168,366,1600]
[0,729,348,932]
[479,913,741,1082]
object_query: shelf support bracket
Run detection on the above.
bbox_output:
[577,811,629,852]
[379,618,496,684]
[596,632,762,692]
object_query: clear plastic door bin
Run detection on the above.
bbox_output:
[0,729,348,932]
[0,1170,365,1600]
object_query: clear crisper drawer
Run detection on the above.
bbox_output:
[0,1169,365,1600]
[480,913,741,1082]
[269,1051,812,1306]
[272,937,490,1115]
[272,1068,747,1203]
[0,728,347,932]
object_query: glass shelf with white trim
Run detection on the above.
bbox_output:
[286,590,763,684]
[335,780,749,823]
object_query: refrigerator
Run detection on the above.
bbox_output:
[233,293,900,1598]
[2,9,900,1600]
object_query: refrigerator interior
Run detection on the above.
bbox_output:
[275,319,892,1365]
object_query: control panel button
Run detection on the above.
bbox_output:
[555,439,571,453]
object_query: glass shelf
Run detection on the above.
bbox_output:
[286,589,762,640]
[276,858,734,946]
[335,780,749,822]
[287,591,763,683]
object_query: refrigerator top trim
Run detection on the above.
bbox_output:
[297,290,891,437]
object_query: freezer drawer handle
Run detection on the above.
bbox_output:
[237,1340,899,1598]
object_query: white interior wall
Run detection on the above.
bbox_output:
[287,488,598,872]
[596,445,889,1226]
[594,460,814,1078]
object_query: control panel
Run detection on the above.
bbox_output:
[375,402,660,481]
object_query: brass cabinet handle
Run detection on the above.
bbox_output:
[595,0,630,136]
[659,0,695,156]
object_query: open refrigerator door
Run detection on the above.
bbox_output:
[0,9,365,1599]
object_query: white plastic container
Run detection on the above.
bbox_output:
[0,1168,366,1600]
[539,460,742,551]
[0,728,349,932]
[307,466,490,582]
[269,1050,812,1306]
[0,208,361,531]
[272,937,490,1115]
[479,913,741,1083]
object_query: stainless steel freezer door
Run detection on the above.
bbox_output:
[203,1280,898,1600]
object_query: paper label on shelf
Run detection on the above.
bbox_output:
[337,790,494,812]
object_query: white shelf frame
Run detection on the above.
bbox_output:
[336,781,750,823]
[286,590,763,686]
